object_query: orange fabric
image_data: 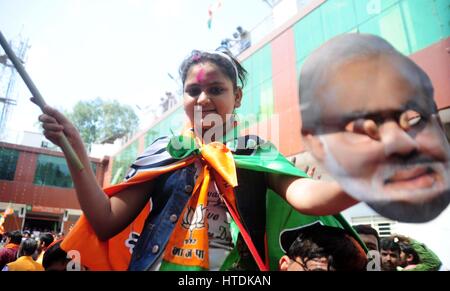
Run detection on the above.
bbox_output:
[60,141,262,271]
[36,251,44,264]
[4,243,19,250]
[0,207,14,234]
[6,256,44,271]
[61,157,197,271]
[162,165,211,268]
[161,142,238,269]
[160,142,271,271]
[200,142,238,187]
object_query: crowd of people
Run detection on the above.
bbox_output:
[355,225,444,271]
[1,226,444,271]
[280,223,446,272]
[218,26,251,56]
[0,229,90,271]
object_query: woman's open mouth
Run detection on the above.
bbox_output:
[201,110,216,116]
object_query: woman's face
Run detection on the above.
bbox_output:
[183,61,241,141]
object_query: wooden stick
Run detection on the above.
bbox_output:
[0,30,84,171]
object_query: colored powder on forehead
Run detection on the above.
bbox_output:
[196,67,206,82]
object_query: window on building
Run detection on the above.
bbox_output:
[33,154,74,188]
[352,216,396,238]
[0,148,19,181]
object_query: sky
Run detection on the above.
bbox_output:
[0,0,272,139]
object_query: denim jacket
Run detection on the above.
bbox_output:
[128,136,267,271]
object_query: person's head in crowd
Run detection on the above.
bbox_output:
[5,230,22,246]
[18,238,39,258]
[380,237,401,271]
[42,240,88,271]
[42,240,70,271]
[353,224,380,251]
[386,234,419,269]
[398,242,420,269]
[278,223,367,271]
[299,33,450,223]
[38,232,54,253]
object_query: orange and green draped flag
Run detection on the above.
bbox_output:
[61,134,364,271]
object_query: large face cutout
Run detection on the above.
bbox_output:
[310,56,450,222]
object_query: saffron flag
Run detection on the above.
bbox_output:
[0,204,14,234]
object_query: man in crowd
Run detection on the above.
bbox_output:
[0,231,22,270]
[278,222,367,271]
[353,224,380,252]
[3,238,44,271]
[380,237,402,271]
[35,232,54,264]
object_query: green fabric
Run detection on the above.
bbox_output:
[219,216,240,271]
[167,135,199,159]
[234,142,309,177]
[265,190,366,270]
[219,246,241,271]
[159,261,206,271]
[404,240,441,271]
[163,135,361,271]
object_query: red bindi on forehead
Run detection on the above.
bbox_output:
[188,63,225,85]
[196,67,206,82]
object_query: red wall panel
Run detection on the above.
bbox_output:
[271,28,304,156]
[410,37,450,110]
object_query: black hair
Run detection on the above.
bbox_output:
[380,237,401,253]
[42,241,70,271]
[19,238,38,257]
[287,234,329,265]
[286,225,367,271]
[7,230,23,245]
[353,224,380,246]
[179,50,248,90]
[39,232,54,248]
[399,243,420,265]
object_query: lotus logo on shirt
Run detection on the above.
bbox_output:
[182,204,206,245]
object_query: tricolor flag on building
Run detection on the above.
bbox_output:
[207,0,223,29]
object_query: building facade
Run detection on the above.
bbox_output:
[0,142,107,235]
[104,0,449,186]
